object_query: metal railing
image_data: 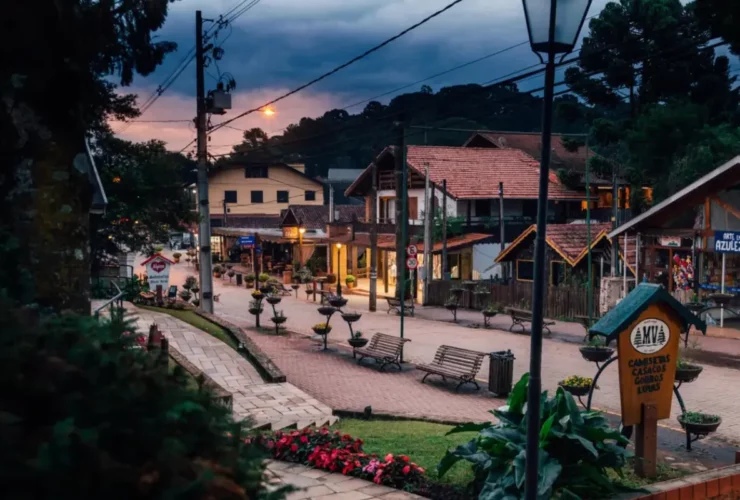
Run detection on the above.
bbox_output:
[94,282,124,319]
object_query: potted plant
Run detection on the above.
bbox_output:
[226,263,234,270]
[676,358,703,383]
[245,273,256,288]
[345,275,356,289]
[312,323,332,335]
[678,412,721,434]
[482,303,500,327]
[251,290,263,300]
[248,299,264,328]
[579,336,614,363]
[450,287,464,300]
[445,300,459,322]
[192,299,200,307]
[172,252,182,263]
[326,273,337,285]
[154,245,164,254]
[258,273,270,283]
[328,295,348,309]
[178,290,192,302]
[558,375,594,397]
[266,294,282,305]
[270,311,287,335]
[212,265,223,278]
[318,305,337,317]
[226,269,235,284]
[348,330,368,348]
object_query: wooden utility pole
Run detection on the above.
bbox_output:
[442,179,448,279]
[369,162,378,312]
[422,163,432,305]
[195,10,214,313]
[499,182,506,281]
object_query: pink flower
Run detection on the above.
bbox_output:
[417,467,425,474]
[384,453,394,462]
[300,435,309,444]
[402,465,411,475]
[399,455,410,463]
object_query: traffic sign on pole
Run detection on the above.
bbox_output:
[406,256,418,269]
[406,244,418,257]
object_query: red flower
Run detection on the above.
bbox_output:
[400,455,410,463]
[300,435,309,444]
[402,465,411,475]
[266,440,275,449]
[384,453,394,462]
[290,444,298,453]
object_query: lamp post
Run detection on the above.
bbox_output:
[520,1,591,499]
[335,242,343,296]
[298,225,306,268]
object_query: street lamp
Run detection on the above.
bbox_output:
[335,242,343,296]
[520,1,591,499]
[298,225,306,268]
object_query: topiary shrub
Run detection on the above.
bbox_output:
[0,298,282,500]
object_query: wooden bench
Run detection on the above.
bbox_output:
[386,297,415,317]
[507,307,554,336]
[355,333,410,372]
[417,345,486,391]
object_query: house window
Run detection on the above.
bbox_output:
[251,191,263,203]
[224,190,237,203]
[523,200,537,219]
[305,190,316,201]
[449,254,461,279]
[408,197,418,220]
[474,199,491,217]
[516,259,534,281]
[277,190,289,203]
[245,166,268,178]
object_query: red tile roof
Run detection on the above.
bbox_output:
[464,132,595,172]
[496,223,612,266]
[405,146,584,200]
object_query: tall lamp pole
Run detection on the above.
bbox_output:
[335,243,343,297]
[298,225,306,268]
[520,1,592,499]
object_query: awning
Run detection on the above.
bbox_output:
[329,232,493,253]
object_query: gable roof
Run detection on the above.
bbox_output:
[280,205,364,230]
[345,145,585,200]
[609,155,740,238]
[210,159,324,186]
[140,253,175,266]
[590,283,706,343]
[463,132,596,173]
[495,222,613,266]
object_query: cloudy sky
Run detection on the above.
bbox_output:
[114,0,611,153]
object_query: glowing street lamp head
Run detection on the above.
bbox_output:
[262,107,276,116]
[298,227,306,235]
[336,242,342,250]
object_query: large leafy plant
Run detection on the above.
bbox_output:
[438,374,631,499]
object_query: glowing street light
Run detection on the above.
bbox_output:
[335,242,343,296]
[261,107,276,116]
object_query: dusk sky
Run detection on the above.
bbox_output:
[115,0,612,153]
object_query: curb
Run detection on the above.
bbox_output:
[168,345,233,407]
[193,310,287,383]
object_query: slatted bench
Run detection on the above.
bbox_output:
[386,297,415,317]
[355,333,410,372]
[416,345,486,391]
[507,307,555,336]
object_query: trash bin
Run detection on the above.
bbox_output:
[236,273,243,286]
[488,350,515,396]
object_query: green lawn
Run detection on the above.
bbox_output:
[140,306,238,350]
[333,419,476,486]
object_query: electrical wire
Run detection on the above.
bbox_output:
[207,0,470,135]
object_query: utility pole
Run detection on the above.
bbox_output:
[394,116,406,300]
[498,182,505,281]
[423,163,432,305]
[195,10,214,313]
[329,185,335,223]
[222,199,228,228]
[442,179,448,279]
[611,168,618,277]
[369,162,378,312]
[399,118,409,363]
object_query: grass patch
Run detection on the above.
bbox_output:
[140,306,238,350]
[333,418,476,487]
[609,460,688,489]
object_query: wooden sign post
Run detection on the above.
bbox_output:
[589,284,706,478]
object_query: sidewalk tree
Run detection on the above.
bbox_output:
[91,136,198,265]
[2,0,178,311]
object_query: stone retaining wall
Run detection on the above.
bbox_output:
[626,463,740,500]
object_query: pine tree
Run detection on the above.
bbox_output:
[657,327,666,345]
[634,328,643,346]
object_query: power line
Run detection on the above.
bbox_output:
[207,0,469,134]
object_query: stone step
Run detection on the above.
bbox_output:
[270,419,298,431]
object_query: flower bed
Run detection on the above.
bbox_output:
[254,427,462,498]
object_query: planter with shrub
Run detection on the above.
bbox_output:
[558,375,594,397]
[326,274,337,284]
[675,358,703,383]
[579,337,614,363]
[678,411,721,434]
[258,273,270,283]
[345,275,356,288]
[178,290,192,302]
[328,296,348,309]
[444,301,459,322]
[482,303,501,327]
[172,252,182,263]
[212,265,223,278]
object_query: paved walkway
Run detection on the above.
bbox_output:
[129,305,335,430]
[267,461,424,500]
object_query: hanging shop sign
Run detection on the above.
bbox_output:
[283,227,299,239]
[714,231,740,253]
[658,236,681,247]
[238,235,255,247]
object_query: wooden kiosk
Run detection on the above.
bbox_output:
[589,284,706,477]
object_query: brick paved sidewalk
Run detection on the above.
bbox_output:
[130,305,335,430]
[267,461,424,500]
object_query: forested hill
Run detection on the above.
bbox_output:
[255,83,595,179]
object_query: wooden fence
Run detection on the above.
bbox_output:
[426,280,601,320]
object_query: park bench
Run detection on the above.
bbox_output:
[507,307,554,336]
[416,345,486,391]
[386,297,415,317]
[355,333,410,372]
